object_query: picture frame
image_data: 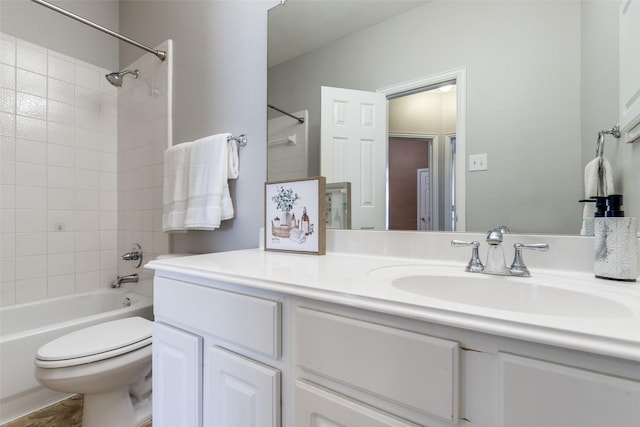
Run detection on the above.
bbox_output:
[265,177,326,255]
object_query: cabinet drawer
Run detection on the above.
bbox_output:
[155,277,281,358]
[295,307,459,423]
[499,353,640,427]
[294,380,420,427]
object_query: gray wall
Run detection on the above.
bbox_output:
[0,0,119,70]
[120,1,273,253]
[268,1,602,234]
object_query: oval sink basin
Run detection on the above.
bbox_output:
[391,274,631,318]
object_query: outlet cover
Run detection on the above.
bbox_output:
[469,153,488,171]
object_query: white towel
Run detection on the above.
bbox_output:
[580,156,614,235]
[162,142,191,232]
[184,133,237,230]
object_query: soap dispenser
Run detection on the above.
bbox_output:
[594,194,638,281]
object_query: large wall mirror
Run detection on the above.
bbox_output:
[268,0,626,235]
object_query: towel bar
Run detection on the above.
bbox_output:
[227,134,247,147]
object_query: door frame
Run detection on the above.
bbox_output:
[377,67,466,231]
[417,167,431,231]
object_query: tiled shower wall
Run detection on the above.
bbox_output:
[0,33,119,305]
[0,34,169,306]
[116,41,170,297]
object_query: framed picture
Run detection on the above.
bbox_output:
[265,177,326,255]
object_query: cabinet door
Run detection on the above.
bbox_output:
[498,353,640,427]
[153,322,202,427]
[295,381,420,427]
[204,345,281,427]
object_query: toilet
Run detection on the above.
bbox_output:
[34,316,153,427]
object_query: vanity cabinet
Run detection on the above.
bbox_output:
[152,276,284,427]
[152,271,640,427]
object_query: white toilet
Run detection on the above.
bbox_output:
[34,316,153,427]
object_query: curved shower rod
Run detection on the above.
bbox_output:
[30,0,167,61]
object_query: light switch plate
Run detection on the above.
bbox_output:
[469,153,488,171]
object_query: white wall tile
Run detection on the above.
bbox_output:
[47,122,75,146]
[1,160,15,185]
[16,93,46,120]
[0,63,16,90]
[76,230,99,252]
[16,44,46,75]
[48,210,75,231]
[75,250,99,272]
[76,270,100,292]
[0,281,16,306]
[16,115,46,141]
[76,86,100,111]
[0,112,16,136]
[75,189,99,210]
[75,148,100,170]
[15,186,46,209]
[75,106,100,131]
[47,231,74,253]
[0,88,15,113]
[47,99,74,126]
[1,208,15,233]
[15,162,46,186]
[15,232,47,256]
[75,128,100,151]
[15,209,46,232]
[47,143,74,167]
[16,69,46,97]
[47,165,75,188]
[1,232,15,257]
[15,254,46,280]
[48,252,75,276]
[75,169,99,190]
[47,188,75,210]
[1,256,15,281]
[0,36,16,66]
[48,78,75,104]
[0,185,15,209]
[1,136,16,160]
[16,139,46,163]
[47,274,75,297]
[47,55,75,83]
[75,211,99,230]
[15,277,47,303]
[75,63,100,90]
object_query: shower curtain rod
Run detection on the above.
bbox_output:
[268,104,305,124]
[30,0,167,61]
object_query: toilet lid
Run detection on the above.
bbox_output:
[37,317,152,362]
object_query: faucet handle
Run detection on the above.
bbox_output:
[451,240,484,273]
[508,243,550,277]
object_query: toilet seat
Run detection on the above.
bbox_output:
[35,317,152,368]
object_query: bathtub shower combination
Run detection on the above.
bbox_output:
[0,289,153,424]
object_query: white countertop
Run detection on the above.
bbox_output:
[146,246,640,363]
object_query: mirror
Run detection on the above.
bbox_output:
[267,0,623,235]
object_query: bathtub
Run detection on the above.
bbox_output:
[0,289,153,424]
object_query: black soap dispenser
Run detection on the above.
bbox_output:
[594,194,638,281]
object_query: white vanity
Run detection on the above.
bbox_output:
[147,230,640,427]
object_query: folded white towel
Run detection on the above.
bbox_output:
[581,156,614,235]
[184,133,236,230]
[162,142,191,232]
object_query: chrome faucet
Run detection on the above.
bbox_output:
[452,225,549,277]
[112,274,138,288]
[484,225,511,275]
[121,243,143,268]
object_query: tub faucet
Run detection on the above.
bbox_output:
[112,274,138,288]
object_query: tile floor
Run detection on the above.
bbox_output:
[2,396,152,427]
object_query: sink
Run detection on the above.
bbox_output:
[368,265,632,318]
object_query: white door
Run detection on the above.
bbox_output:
[204,345,280,427]
[321,86,387,230]
[417,168,431,231]
[153,322,202,427]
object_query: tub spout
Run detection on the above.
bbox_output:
[112,274,138,288]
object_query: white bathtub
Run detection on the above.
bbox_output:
[0,289,153,424]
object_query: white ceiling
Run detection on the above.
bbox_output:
[268,0,430,68]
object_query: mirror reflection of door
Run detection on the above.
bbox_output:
[388,137,432,230]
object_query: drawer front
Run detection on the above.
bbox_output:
[155,277,281,358]
[294,380,420,427]
[499,353,640,427]
[295,307,459,423]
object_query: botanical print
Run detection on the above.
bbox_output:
[265,178,325,254]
